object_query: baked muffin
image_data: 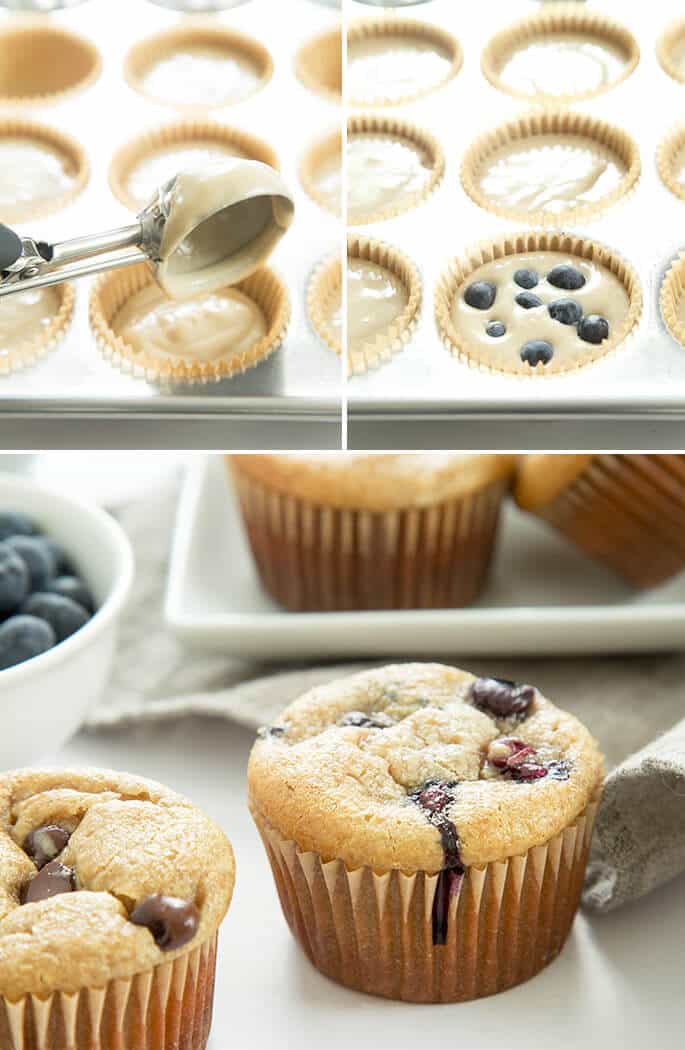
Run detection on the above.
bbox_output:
[0,768,235,1050]
[515,454,685,587]
[228,454,516,611]
[248,663,603,1003]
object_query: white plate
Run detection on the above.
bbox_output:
[165,456,685,659]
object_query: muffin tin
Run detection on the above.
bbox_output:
[347,0,685,447]
[0,0,342,447]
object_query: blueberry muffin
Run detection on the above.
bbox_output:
[248,664,603,1002]
[515,454,685,587]
[228,454,516,611]
[0,768,235,1050]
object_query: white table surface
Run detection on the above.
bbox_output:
[49,715,683,1050]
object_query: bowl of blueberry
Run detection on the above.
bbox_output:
[0,473,134,766]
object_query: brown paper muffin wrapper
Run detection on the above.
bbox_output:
[124,24,273,110]
[299,128,342,217]
[347,235,422,377]
[348,18,463,108]
[348,115,445,226]
[0,119,89,224]
[529,454,685,589]
[109,119,280,213]
[307,254,342,357]
[251,798,599,1003]
[657,123,685,204]
[481,6,640,105]
[0,21,101,106]
[435,230,643,377]
[0,282,75,377]
[657,19,685,86]
[461,109,641,227]
[89,263,290,386]
[231,464,508,610]
[0,934,217,1050]
[295,27,342,104]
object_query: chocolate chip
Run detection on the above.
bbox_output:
[470,677,535,719]
[464,281,497,310]
[338,710,394,729]
[130,895,199,951]
[24,825,71,869]
[21,860,75,904]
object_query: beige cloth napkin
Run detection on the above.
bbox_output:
[89,471,685,913]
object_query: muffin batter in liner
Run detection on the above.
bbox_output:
[295,27,342,104]
[347,115,445,226]
[435,231,642,377]
[307,254,342,357]
[0,21,101,106]
[299,129,342,216]
[124,24,273,110]
[89,263,290,385]
[660,251,685,350]
[347,236,422,376]
[0,119,89,224]
[109,120,280,213]
[656,123,685,204]
[0,282,74,376]
[657,19,685,87]
[481,6,639,106]
[347,18,462,108]
[461,109,640,227]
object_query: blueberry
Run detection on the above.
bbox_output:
[548,298,583,326]
[0,615,55,670]
[578,314,609,345]
[470,677,535,719]
[22,593,89,643]
[514,268,539,290]
[43,539,73,576]
[547,264,586,291]
[515,291,543,310]
[486,320,506,338]
[0,543,29,615]
[46,575,94,613]
[520,340,554,366]
[464,281,497,310]
[0,512,38,543]
[4,536,56,592]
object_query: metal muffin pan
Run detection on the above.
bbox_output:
[347,0,685,445]
[0,0,342,445]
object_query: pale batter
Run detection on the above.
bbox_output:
[0,141,76,209]
[0,286,61,355]
[348,35,453,104]
[113,284,266,361]
[451,251,629,371]
[126,144,248,208]
[498,34,628,99]
[311,150,342,216]
[477,134,624,215]
[347,258,408,352]
[348,133,433,222]
[140,45,263,107]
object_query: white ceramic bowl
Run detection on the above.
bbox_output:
[0,473,134,768]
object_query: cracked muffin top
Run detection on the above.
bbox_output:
[229,454,517,511]
[248,664,603,872]
[0,768,235,1002]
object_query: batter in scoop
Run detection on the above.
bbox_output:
[126,143,249,209]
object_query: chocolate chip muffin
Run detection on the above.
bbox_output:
[248,664,603,1003]
[0,768,235,1050]
[228,453,516,611]
[515,454,685,587]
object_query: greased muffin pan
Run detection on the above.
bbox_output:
[0,0,341,443]
[347,0,685,442]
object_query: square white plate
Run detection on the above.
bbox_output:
[165,457,685,660]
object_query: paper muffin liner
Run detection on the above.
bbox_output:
[250,797,599,1003]
[347,235,422,377]
[481,6,640,105]
[0,934,217,1050]
[230,464,509,610]
[0,118,89,224]
[124,24,274,110]
[89,263,290,386]
[660,250,685,350]
[461,109,641,227]
[0,282,75,377]
[435,230,643,378]
[109,119,280,213]
[299,128,342,217]
[347,114,445,226]
[0,21,101,106]
[295,27,342,104]
[657,19,685,87]
[656,122,685,204]
[347,18,463,108]
[307,253,342,357]
[529,454,685,588]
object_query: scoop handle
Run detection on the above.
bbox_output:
[0,224,22,272]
